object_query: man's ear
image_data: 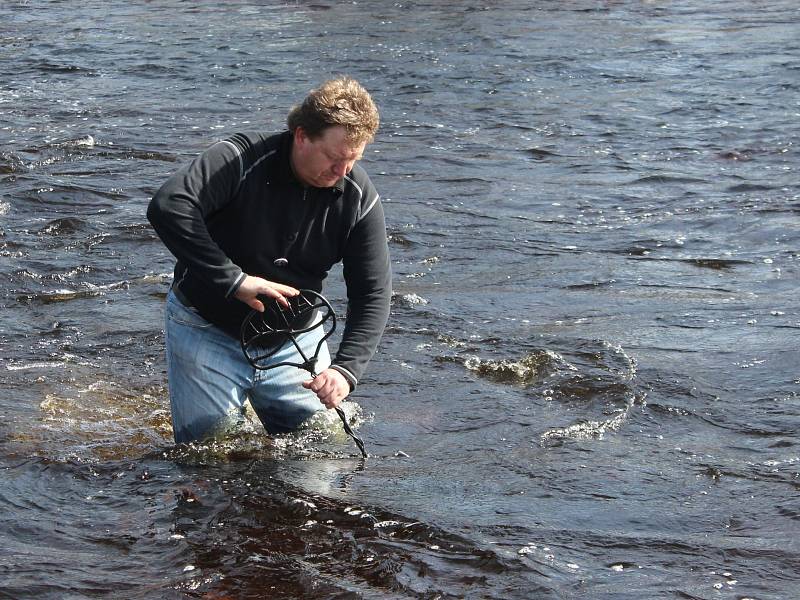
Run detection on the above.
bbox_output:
[293,126,307,146]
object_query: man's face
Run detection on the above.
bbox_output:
[292,125,367,189]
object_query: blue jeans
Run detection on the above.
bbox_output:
[164,290,330,444]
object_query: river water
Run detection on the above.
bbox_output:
[2,1,799,598]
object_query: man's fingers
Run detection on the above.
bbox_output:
[263,282,300,298]
[266,291,290,308]
[303,370,349,410]
[235,275,300,310]
[303,378,331,396]
[249,297,266,312]
[276,283,300,296]
[260,283,300,308]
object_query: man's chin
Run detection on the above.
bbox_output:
[315,177,341,188]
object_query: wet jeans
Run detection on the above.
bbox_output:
[164,290,330,444]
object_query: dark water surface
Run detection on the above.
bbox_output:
[2,1,799,598]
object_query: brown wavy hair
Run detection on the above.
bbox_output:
[287,77,379,144]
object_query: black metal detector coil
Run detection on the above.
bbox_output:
[240,289,367,458]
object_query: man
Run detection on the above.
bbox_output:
[147,77,391,444]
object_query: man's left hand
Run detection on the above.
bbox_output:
[302,368,351,409]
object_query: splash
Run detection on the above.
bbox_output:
[463,349,574,385]
[157,401,368,465]
[452,337,641,442]
[538,342,640,443]
[539,397,636,443]
[34,381,367,464]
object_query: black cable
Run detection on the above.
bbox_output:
[240,290,367,458]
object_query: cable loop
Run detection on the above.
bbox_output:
[240,290,367,458]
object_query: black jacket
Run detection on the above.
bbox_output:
[147,130,391,387]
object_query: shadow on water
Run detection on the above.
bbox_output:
[149,455,551,599]
[1,389,556,599]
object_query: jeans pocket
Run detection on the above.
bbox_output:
[167,295,214,329]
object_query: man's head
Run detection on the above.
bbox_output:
[288,77,379,188]
[287,77,379,146]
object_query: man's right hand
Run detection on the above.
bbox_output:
[234,275,300,312]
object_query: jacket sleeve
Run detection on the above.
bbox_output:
[333,194,392,388]
[147,141,246,297]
